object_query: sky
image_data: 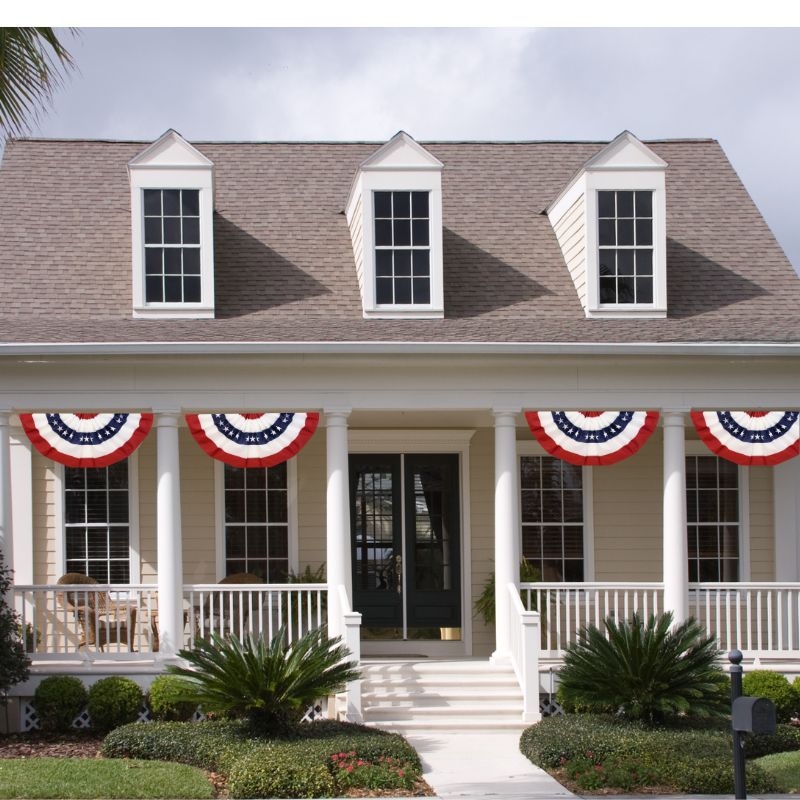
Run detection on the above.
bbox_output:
[19,27,800,273]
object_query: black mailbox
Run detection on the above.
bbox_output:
[732,696,777,734]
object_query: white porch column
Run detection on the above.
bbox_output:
[156,412,183,657]
[0,412,13,587]
[492,409,520,662]
[325,409,352,639]
[662,411,689,624]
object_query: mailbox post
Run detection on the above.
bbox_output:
[729,650,777,800]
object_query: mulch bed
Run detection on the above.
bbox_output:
[0,731,104,759]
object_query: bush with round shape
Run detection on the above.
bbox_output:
[87,676,142,732]
[34,675,87,732]
[743,723,800,759]
[148,675,197,722]
[742,670,799,723]
[556,611,726,724]
[228,747,336,799]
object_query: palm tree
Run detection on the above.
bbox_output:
[0,28,76,138]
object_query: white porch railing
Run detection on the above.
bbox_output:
[335,584,362,723]
[183,583,326,647]
[12,583,328,657]
[507,582,541,723]
[521,582,800,660]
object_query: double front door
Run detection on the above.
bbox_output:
[350,453,461,639]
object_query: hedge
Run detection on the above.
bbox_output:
[33,676,88,732]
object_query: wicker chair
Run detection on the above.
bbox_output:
[56,572,137,651]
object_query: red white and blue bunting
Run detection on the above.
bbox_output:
[20,413,154,467]
[186,412,319,468]
[525,410,660,466]
[691,411,800,466]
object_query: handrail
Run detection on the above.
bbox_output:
[507,582,541,724]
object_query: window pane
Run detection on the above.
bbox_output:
[164,248,182,274]
[109,527,129,558]
[376,250,392,277]
[411,191,429,218]
[146,276,163,303]
[599,251,615,277]
[87,529,108,557]
[393,192,410,218]
[598,191,615,218]
[412,278,430,304]
[721,526,739,557]
[541,459,562,489]
[247,528,267,558]
[718,459,738,489]
[617,276,635,303]
[86,468,106,489]
[521,490,541,523]
[66,529,86,559]
[182,276,200,303]
[413,250,430,276]
[164,276,182,302]
[86,491,108,523]
[268,491,288,523]
[719,490,739,522]
[520,457,540,488]
[246,491,267,523]
[412,219,429,246]
[183,218,200,245]
[563,560,584,581]
[542,527,562,558]
[225,491,245,522]
[267,463,288,489]
[143,189,161,216]
[182,190,199,216]
[696,458,718,489]
[598,220,615,246]
[375,220,392,246]
[562,491,583,522]
[109,562,130,584]
[225,465,245,489]
[108,461,128,489]
[617,219,634,246]
[563,527,583,557]
[617,250,634,276]
[163,218,181,244]
[163,190,181,216]
[65,491,86,524]
[393,219,411,246]
[144,218,162,245]
[374,192,392,218]
[698,560,719,582]
[268,527,289,558]
[541,491,562,522]
[636,277,653,304]
[394,250,411,276]
[376,278,393,304]
[636,250,653,275]
[617,191,634,217]
[599,277,616,304]
[697,490,719,522]
[635,191,652,217]
[394,278,412,304]
[522,527,541,559]
[65,468,85,490]
[721,559,739,581]
[183,248,201,275]
[636,219,653,246]
[226,527,246,557]
[698,526,718,557]
[687,490,698,523]
[145,248,162,275]
[108,491,128,523]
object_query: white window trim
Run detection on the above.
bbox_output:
[685,441,750,582]
[213,458,299,582]
[53,452,141,584]
[128,131,215,319]
[517,440,595,581]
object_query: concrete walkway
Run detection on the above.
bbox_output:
[405,731,575,799]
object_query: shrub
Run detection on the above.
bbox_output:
[0,550,29,697]
[562,752,658,791]
[556,611,726,723]
[743,670,799,722]
[88,676,143,732]
[148,675,197,722]
[330,751,417,792]
[228,746,335,799]
[34,675,87,732]
[167,626,360,733]
[671,757,778,794]
[743,723,800,759]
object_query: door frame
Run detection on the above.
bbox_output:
[348,429,476,657]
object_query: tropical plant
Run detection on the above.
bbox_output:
[0,550,30,703]
[474,558,540,625]
[0,28,77,138]
[167,626,360,733]
[556,611,726,724]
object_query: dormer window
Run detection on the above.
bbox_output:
[546,131,667,319]
[346,131,444,319]
[128,130,215,319]
[598,190,653,305]
[374,190,431,305]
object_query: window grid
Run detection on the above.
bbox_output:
[374,190,431,305]
[686,455,739,582]
[598,190,654,305]
[520,456,584,581]
[64,461,130,584]
[223,462,290,582]
[143,188,201,303]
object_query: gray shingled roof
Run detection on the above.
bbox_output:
[0,137,798,345]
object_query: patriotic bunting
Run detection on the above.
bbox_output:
[525,410,660,466]
[691,410,800,466]
[186,412,319,468]
[20,413,154,467]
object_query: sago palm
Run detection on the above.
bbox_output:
[167,626,360,733]
[557,611,726,724]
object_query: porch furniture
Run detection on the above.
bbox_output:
[55,573,137,652]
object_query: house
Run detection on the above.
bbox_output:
[0,128,799,732]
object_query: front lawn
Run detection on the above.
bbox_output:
[0,758,213,799]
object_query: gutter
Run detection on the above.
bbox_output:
[0,340,799,357]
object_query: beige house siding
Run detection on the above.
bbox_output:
[348,193,364,295]
[138,436,157,583]
[296,433,327,573]
[551,194,587,311]
[749,465,774,581]
[31,452,54,584]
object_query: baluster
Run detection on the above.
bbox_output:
[726,590,732,651]
[555,589,562,652]
[787,590,794,652]
[746,590,752,652]
[767,591,774,652]
[778,590,784,651]
[735,589,742,651]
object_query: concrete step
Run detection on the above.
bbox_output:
[363,717,530,732]
[364,703,523,719]
[362,689,522,705]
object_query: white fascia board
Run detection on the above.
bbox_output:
[1,341,800,357]
[546,174,586,228]
[128,129,213,169]
[359,131,443,171]
[583,130,668,171]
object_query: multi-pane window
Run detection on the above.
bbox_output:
[143,188,201,303]
[64,461,130,583]
[374,190,431,305]
[223,462,289,582]
[520,456,584,581]
[686,456,740,582]
[598,190,653,305]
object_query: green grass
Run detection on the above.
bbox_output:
[0,758,214,799]
[753,750,800,792]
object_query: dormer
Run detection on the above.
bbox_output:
[346,131,444,319]
[546,131,668,318]
[128,130,215,319]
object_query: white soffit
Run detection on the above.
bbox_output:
[128,129,213,169]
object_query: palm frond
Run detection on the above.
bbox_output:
[0,27,77,138]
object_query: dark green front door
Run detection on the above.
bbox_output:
[350,453,461,635]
